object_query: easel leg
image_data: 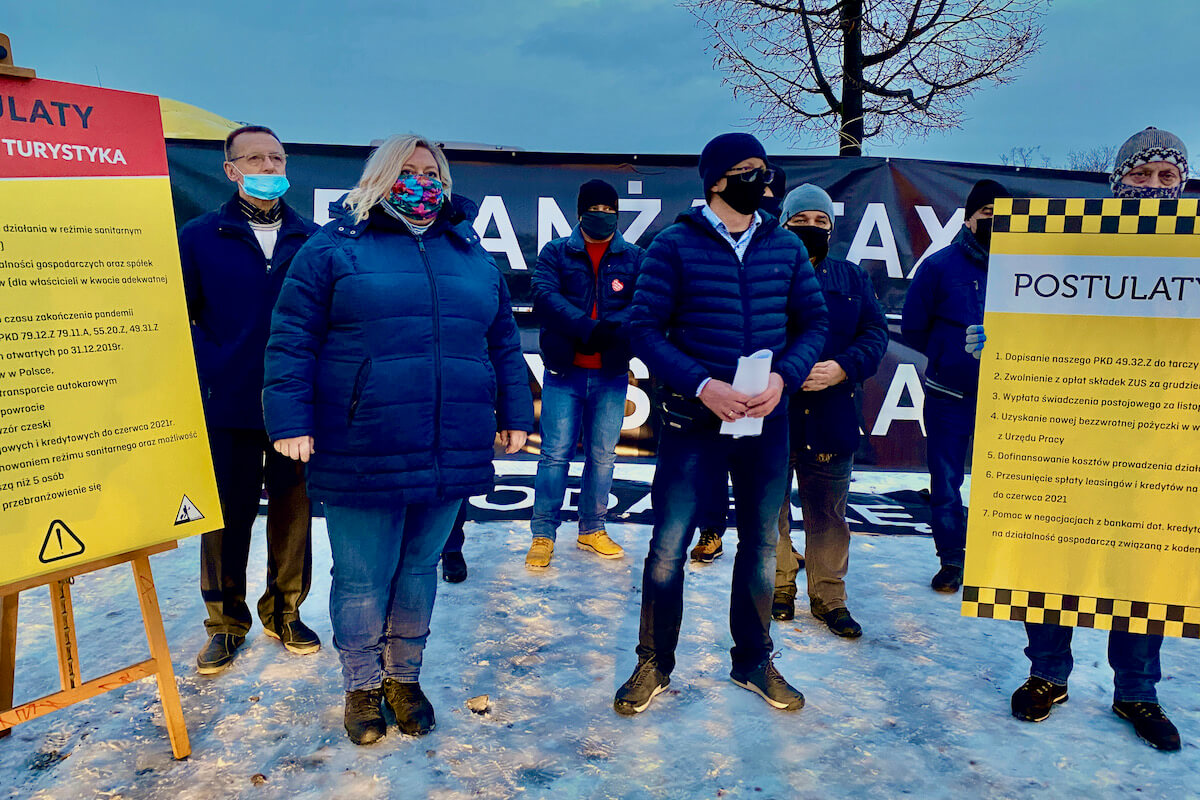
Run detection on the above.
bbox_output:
[131,556,190,759]
[0,594,17,740]
[48,580,81,691]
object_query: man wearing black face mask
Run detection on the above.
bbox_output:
[902,178,1010,594]
[771,184,888,636]
[527,179,644,569]
[614,133,828,716]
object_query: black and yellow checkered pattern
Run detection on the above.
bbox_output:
[962,585,1200,638]
[993,197,1200,236]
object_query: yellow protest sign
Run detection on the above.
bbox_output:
[0,77,221,586]
[963,197,1200,638]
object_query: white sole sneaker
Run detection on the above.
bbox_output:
[729,675,804,710]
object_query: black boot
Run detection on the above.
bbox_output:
[1011,677,1068,722]
[344,688,386,745]
[771,593,795,622]
[441,551,468,583]
[1113,701,1182,751]
[930,564,963,593]
[383,678,436,736]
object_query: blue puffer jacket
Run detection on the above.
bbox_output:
[263,201,534,507]
[790,256,889,456]
[179,194,318,429]
[630,207,829,417]
[531,226,643,376]
[901,226,988,399]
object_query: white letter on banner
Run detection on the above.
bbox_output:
[624,358,651,431]
[524,353,545,388]
[474,196,527,270]
[537,197,573,253]
[871,363,926,436]
[619,198,661,245]
[313,188,350,226]
[910,206,964,277]
[846,202,902,278]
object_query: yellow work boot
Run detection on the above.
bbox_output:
[577,530,624,559]
[525,537,555,569]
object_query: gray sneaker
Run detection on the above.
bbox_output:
[614,659,670,716]
[730,655,804,711]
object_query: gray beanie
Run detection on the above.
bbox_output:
[780,183,835,227]
[1110,127,1188,193]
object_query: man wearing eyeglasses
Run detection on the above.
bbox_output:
[179,125,320,675]
[614,133,828,716]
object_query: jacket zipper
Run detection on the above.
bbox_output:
[417,236,444,495]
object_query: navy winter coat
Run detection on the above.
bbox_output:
[901,226,988,399]
[179,194,318,429]
[630,207,829,417]
[789,256,889,456]
[263,201,534,507]
[531,226,643,376]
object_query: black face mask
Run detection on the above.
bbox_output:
[786,224,830,262]
[580,210,618,240]
[717,179,766,216]
[973,218,993,252]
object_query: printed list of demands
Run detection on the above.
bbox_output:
[0,221,197,514]
[975,342,1200,559]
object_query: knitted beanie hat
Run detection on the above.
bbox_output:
[698,133,767,193]
[780,183,835,228]
[1109,127,1188,194]
[577,179,619,216]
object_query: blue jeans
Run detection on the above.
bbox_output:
[324,499,462,692]
[636,415,789,676]
[1024,623,1163,703]
[776,451,853,614]
[531,365,628,541]
[923,392,975,568]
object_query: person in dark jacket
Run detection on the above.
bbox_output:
[901,178,1009,593]
[1008,128,1187,753]
[263,135,534,745]
[613,133,828,716]
[769,184,888,637]
[526,179,644,569]
[179,125,320,676]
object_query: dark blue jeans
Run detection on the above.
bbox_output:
[923,392,975,568]
[1024,623,1163,703]
[324,499,462,692]
[531,365,629,541]
[636,415,789,676]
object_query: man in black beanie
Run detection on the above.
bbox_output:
[527,179,643,569]
[901,178,1009,593]
[613,133,828,716]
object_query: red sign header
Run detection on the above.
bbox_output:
[0,77,168,179]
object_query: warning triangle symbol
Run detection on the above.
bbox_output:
[175,495,204,525]
[39,520,85,564]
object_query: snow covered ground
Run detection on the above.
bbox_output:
[1,465,1196,799]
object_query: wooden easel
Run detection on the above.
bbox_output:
[0,542,190,759]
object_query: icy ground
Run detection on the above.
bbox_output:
[1,465,1196,800]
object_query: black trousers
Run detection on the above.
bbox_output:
[442,501,468,554]
[201,427,312,636]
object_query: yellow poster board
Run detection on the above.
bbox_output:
[0,77,221,586]
[963,196,1200,638]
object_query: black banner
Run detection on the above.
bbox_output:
[167,141,1193,468]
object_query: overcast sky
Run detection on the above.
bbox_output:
[8,1,1199,166]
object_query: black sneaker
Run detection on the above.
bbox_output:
[1011,677,1068,722]
[930,564,963,593]
[196,633,245,675]
[1113,701,1182,751]
[383,679,436,736]
[614,659,670,716]
[730,655,804,711]
[771,593,795,622]
[815,607,863,638]
[441,551,468,583]
[264,619,321,655]
[690,529,725,563]
[344,688,386,745]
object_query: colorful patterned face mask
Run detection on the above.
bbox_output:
[387,173,444,221]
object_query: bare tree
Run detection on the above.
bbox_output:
[688,0,1049,155]
[1065,145,1118,173]
[999,145,1051,168]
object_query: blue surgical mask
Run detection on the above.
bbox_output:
[235,166,290,200]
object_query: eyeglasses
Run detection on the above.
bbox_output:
[725,166,776,185]
[229,152,288,168]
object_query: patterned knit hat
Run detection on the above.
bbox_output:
[1109,127,1188,195]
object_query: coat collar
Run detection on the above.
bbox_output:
[217,192,307,237]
